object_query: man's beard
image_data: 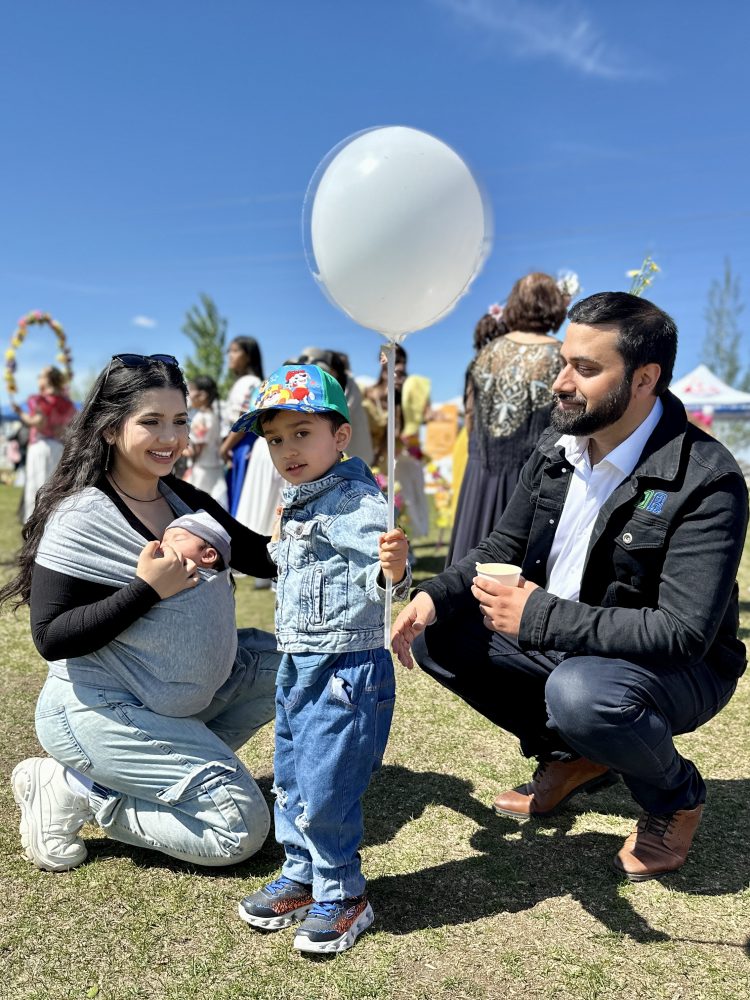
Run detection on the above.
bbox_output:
[550,376,633,435]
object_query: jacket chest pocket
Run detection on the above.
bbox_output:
[281,517,319,568]
[612,515,668,584]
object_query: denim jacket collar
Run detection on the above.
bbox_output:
[281,456,377,512]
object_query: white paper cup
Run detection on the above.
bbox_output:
[475,562,521,587]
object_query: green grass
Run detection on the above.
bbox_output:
[1,483,749,999]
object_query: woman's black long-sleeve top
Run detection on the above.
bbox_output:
[30,475,275,661]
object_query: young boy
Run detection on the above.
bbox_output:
[231,363,409,954]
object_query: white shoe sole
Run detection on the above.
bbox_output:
[293,903,374,954]
[11,759,88,873]
[237,901,313,929]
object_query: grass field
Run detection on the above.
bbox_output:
[1,482,748,1000]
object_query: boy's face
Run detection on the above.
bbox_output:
[162,527,218,567]
[261,409,352,484]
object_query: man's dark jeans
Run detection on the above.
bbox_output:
[413,615,737,813]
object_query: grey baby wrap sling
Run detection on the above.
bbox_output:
[36,483,238,717]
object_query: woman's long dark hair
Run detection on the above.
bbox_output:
[0,358,188,611]
[231,337,264,381]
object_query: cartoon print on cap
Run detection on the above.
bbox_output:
[258,384,294,408]
[231,363,349,435]
[285,369,317,404]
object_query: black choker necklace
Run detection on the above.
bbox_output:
[109,473,162,503]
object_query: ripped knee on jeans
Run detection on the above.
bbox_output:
[294,801,310,832]
[271,783,289,809]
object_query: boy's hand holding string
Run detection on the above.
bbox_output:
[378,528,408,584]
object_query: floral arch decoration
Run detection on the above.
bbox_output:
[4,310,73,396]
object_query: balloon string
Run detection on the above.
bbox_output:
[384,340,395,650]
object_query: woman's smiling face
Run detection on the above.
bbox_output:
[110,388,189,482]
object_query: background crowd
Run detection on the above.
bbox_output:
[6,270,589,552]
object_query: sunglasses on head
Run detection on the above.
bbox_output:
[104,353,181,382]
[112,353,179,368]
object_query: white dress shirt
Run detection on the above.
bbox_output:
[545,398,663,601]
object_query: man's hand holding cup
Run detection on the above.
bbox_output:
[471,562,538,638]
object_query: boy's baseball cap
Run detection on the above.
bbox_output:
[231,363,350,435]
[164,510,231,566]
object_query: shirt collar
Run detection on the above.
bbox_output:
[556,397,664,475]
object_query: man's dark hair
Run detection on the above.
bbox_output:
[568,292,677,395]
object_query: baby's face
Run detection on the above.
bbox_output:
[162,527,217,567]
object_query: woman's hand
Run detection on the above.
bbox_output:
[135,541,199,600]
[379,528,408,584]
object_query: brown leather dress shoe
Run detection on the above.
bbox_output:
[493,757,618,819]
[613,804,703,881]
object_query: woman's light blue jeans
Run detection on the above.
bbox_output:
[34,629,280,867]
[274,648,396,902]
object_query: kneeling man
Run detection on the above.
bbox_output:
[392,291,748,881]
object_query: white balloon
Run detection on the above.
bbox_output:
[304,126,491,338]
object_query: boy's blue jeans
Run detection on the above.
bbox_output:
[274,648,395,902]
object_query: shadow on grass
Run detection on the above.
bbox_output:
[361,765,750,948]
[40,764,749,950]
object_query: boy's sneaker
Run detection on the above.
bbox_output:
[293,896,374,954]
[238,875,314,929]
[11,757,93,872]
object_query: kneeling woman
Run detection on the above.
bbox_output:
[1,355,280,871]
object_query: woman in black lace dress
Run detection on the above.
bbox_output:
[447,273,567,565]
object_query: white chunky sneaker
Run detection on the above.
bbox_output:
[11,757,93,872]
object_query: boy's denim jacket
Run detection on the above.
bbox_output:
[270,457,411,653]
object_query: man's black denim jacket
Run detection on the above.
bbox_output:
[420,391,749,679]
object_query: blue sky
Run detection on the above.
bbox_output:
[1,1,748,402]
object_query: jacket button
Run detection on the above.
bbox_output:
[623,532,633,544]
[549,518,555,524]
[535,559,541,564]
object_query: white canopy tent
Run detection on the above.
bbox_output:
[671,364,750,418]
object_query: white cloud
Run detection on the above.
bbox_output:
[132,315,158,329]
[433,0,646,80]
